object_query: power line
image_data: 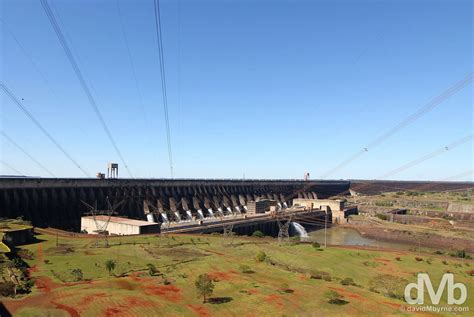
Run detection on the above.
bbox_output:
[153,0,174,178]
[114,0,149,126]
[320,72,474,178]
[379,134,473,179]
[0,160,23,175]
[0,18,63,105]
[1,131,56,177]
[441,169,473,181]
[40,0,133,178]
[0,83,90,177]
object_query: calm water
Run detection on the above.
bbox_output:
[307,226,413,250]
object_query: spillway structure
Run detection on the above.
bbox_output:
[0,178,350,230]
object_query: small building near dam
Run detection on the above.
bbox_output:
[81,216,161,235]
[292,198,358,224]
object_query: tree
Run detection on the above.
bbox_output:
[195,273,214,303]
[105,259,116,276]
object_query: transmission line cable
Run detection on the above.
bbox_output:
[0,160,23,175]
[40,0,133,178]
[1,131,56,177]
[1,83,90,177]
[441,169,473,181]
[153,0,174,178]
[115,0,149,127]
[379,134,473,180]
[0,18,63,105]
[320,72,474,178]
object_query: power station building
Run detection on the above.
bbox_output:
[81,216,161,235]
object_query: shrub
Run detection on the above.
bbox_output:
[147,263,158,276]
[279,283,294,294]
[255,251,267,262]
[375,213,388,221]
[340,277,355,286]
[434,250,444,255]
[252,230,264,238]
[442,260,448,265]
[105,259,117,276]
[467,270,474,276]
[325,290,348,305]
[239,264,254,274]
[395,257,401,261]
[309,270,331,281]
[71,268,83,282]
[415,257,423,262]
[311,242,320,249]
[450,250,470,259]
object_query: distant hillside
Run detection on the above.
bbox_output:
[349,180,473,195]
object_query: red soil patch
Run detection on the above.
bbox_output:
[104,307,122,317]
[114,279,138,290]
[102,296,158,317]
[144,284,182,302]
[329,287,367,302]
[35,276,61,293]
[129,271,149,282]
[375,258,391,263]
[76,292,110,309]
[207,270,237,281]
[28,264,38,274]
[264,294,284,308]
[383,301,401,309]
[187,304,211,317]
[51,300,80,317]
[328,287,345,292]
[37,244,43,262]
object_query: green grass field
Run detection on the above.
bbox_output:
[2,233,473,316]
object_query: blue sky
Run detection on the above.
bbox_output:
[0,0,472,180]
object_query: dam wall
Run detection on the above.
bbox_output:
[0,178,349,230]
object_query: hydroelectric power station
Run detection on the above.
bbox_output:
[0,178,350,232]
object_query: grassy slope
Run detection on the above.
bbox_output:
[3,233,473,317]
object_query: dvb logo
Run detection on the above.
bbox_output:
[404,273,467,305]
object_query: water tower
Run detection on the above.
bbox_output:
[107,163,119,179]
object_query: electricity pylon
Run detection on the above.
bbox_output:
[81,197,123,248]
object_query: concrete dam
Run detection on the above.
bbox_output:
[0,178,350,230]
